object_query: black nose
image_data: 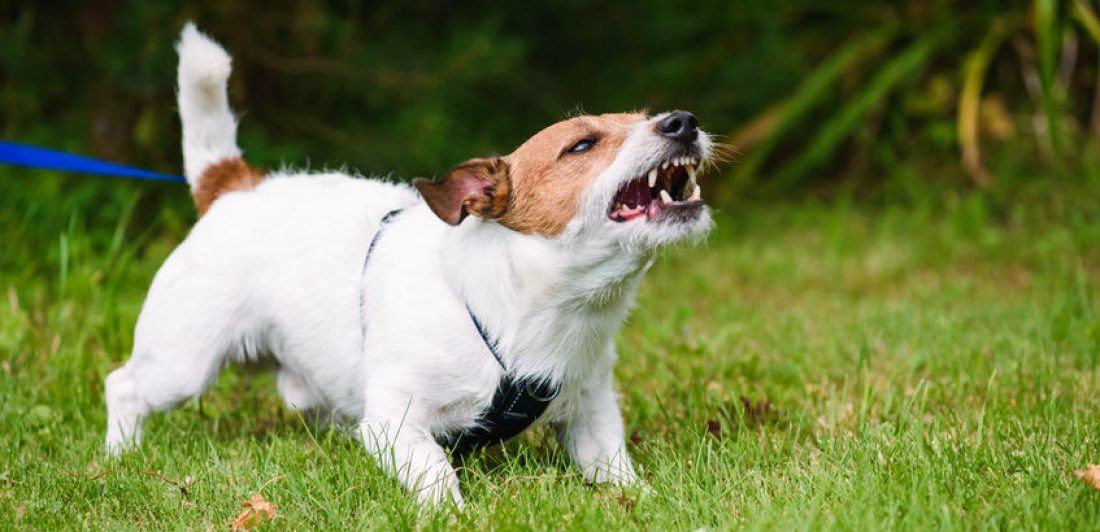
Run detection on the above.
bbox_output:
[655,111,698,143]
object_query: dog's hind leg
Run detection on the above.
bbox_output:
[105,338,228,455]
[104,364,146,455]
[277,368,321,412]
[277,368,338,428]
[105,283,238,455]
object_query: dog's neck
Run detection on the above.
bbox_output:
[442,219,652,383]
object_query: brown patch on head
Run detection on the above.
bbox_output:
[498,112,645,236]
[413,157,510,225]
[416,112,647,235]
[193,158,265,215]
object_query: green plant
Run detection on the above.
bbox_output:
[723,1,1100,192]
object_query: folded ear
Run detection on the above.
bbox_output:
[413,157,511,226]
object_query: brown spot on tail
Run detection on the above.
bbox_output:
[193,158,265,215]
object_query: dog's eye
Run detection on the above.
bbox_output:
[565,137,597,155]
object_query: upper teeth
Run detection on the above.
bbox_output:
[657,156,697,169]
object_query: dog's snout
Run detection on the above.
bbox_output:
[655,111,698,143]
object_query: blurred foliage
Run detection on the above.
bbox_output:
[2,0,1100,202]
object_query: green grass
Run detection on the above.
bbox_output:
[1,171,1098,529]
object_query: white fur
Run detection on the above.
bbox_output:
[176,23,240,187]
[104,24,713,508]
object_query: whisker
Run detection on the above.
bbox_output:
[701,140,740,173]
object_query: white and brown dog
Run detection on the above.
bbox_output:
[104,24,714,507]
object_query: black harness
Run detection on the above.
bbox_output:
[362,208,560,456]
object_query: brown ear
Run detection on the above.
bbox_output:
[413,157,511,226]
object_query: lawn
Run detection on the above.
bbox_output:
[0,171,1098,529]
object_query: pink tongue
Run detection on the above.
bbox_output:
[621,207,645,221]
[610,205,646,222]
[646,201,661,219]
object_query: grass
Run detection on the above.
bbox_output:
[1,169,1098,529]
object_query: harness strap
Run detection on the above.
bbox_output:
[360,206,560,457]
[466,304,505,369]
[445,375,559,456]
[359,208,405,340]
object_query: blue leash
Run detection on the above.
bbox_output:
[0,140,186,183]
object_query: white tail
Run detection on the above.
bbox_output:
[176,23,241,189]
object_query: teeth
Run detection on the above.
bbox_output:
[660,190,673,204]
[661,156,702,168]
[689,184,701,201]
[686,164,696,183]
[648,168,658,187]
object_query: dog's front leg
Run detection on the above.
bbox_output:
[359,404,462,508]
[554,366,644,488]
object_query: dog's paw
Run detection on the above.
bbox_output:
[606,471,654,498]
[582,460,644,488]
[416,482,465,512]
[104,434,137,458]
[629,480,656,499]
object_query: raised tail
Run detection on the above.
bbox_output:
[176,23,262,215]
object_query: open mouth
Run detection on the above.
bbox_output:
[608,155,703,223]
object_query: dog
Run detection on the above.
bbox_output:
[104,23,714,507]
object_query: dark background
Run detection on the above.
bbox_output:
[1,1,1097,225]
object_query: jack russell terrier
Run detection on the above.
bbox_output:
[104,24,715,507]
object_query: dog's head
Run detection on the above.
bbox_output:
[414,111,713,247]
